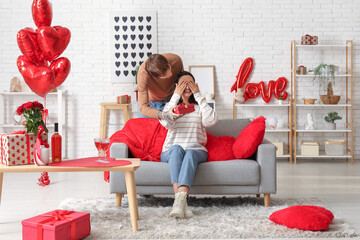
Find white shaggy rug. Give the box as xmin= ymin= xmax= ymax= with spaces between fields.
xmin=59 ymin=195 xmax=357 ymax=239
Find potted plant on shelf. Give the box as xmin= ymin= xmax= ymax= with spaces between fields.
xmin=278 ymin=97 xmax=283 ymax=105
xmin=314 ymin=64 xmax=340 ymax=104
xmin=324 ymin=111 xmax=342 ymax=130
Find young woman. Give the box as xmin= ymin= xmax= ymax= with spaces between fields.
xmin=159 ymin=71 xmax=218 ymax=218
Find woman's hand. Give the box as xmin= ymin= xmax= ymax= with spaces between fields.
xmin=189 ymin=81 xmax=200 ymax=94
xmin=174 ymin=81 xmax=187 ymax=95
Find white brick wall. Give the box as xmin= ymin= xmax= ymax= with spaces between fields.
xmin=0 ymin=0 xmax=359 ymax=160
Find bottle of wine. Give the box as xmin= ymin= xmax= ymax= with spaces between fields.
xmin=51 ymin=123 xmax=62 ymax=162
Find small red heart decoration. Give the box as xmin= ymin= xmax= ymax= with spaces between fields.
xmin=22 ymin=153 xmax=25 ymax=156
xmin=11 ymin=139 xmax=15 ymax=142
xmin=17 ymin=28 xmax=46 ymax=65
xmin=37 ymin=26 xmax=71 ymax=61
xmin=16 ymin=142 xmax=20 ymax=145
xmin=17 ymin=149 xmax=20 ymax=153
xmin=16 ymin=135 xmax=19 ymax=138
xmin=21 ymin=138 xmax=24 ymax=141
xmin=21 ymin=145 xmax=25 ymax=149
xmin=50 ymin=57 xmax=71 ymax=89
xmin=17 ymin=157 xmax=20 ymax=160
xmin=32 ymin=0 xmax=53 ymax=28
xmin=22 ymin=160 xmax=25 ymax=164
xmin=12 ymin=154 xmax=15 ymax=157
xmin=31 ymin=144 xmax=34 ymax=148
xmin=12 ymin=161 xmax=15 ymax=165
xmin=31 ymin=137 xmax=34 ymax=141
xmin=17 ymin=55 xmax=55 ymax=97
xmin=12 ymin=146 xmax=15 ymax=150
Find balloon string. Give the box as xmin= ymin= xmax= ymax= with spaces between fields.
xmin=42 ymin=96 xmax=48 ymax=125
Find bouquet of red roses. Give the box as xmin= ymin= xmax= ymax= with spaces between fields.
xmin=16 ymin=101 xmax=48 ymax=135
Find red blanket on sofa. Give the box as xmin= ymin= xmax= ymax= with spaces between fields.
xmin=104 ymin=119 xmax=167 ymax=182
xmin=110 ymin=118 xmax=167 ymax=161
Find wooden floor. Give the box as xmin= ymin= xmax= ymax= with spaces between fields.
xmin=0 ymin=159 xmax=359 ymax=239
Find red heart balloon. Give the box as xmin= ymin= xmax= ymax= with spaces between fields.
xmin=32 ymin=0 xmax=52 ymax=28
xmin=50 ymin=57 xmax=71 ymax=88
xmin=17 ymin=55 xmax=55 ymax=97
xmin=17 ymin=28 xmax=46 ymax=65
xmin=37 ymin=26 xmax=71 ymax=61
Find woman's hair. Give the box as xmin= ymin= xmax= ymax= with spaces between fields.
xmin=175 ymin=71 xmax=197 ymax=105
xmin=145 ymin=54 xmax=169 ymax=77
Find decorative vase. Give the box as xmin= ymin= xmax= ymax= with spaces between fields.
xmin=326 ymin=122 xmax=336 ymax=130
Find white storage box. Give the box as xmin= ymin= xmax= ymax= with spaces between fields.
xmin=301 ymin=141 xmax=319 ymax=156
xmin=324 ymin=139 xmax=345 ymax=156
xmin=271 ymin=141 xmax=284 ymax=156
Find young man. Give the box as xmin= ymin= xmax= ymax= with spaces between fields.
xmin=137 ymin=53 xmax=184 ymax=121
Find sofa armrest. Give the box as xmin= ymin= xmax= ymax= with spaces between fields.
xmin=256 ymin=140 xmax=276 ymax=194
xmin=110 ymin=142 xmax=129 ymax=158
xmin=109 ymin=143 xmax=129 ymax=194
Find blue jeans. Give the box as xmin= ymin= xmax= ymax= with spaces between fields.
xmin=137 ymin=98 xmax=171 ymax=118
xmin=161 ymin=145 xmax=208 ymax=188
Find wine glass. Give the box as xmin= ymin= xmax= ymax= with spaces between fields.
xmin=100 ymin=138 xmax=111 ymax=163
xmin=94 ymin=138 xmax=102 ymax=162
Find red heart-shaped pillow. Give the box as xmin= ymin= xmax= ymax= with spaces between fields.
xmin=17 ymin=28 xmax=46 ymax=65
xmin=17 ymin=55 xmax=55 ymax=97
xmin=37 ymin=26 xmax=71 ymax=61
xmin=269 ymin=205 xmax=334 ymax=231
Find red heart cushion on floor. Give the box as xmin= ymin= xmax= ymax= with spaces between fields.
xmin=206 ymin=133 xmax=235 ymax=161
xmin=232 ymin=116 xmax=266 ymax=159
xmin=269 ymin=205 xmax=334 ymax=231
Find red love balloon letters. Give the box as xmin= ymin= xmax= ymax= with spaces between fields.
xmin=230 ymin=57 xmax=253 ymax=92
xmin=50 ymin=57 xmax=71 ymax=89
xmin=37 ymin=26 xmax=71 ymax=62
xmin=17 ymin=28 xmax=46 ymax=65
xmin=17 ymin=55 xmax=55 ymax=97
xmin=32 ymin=0 xmax=53 ymax=28
xmin=231 ymin=58 xmax=288 ymax=103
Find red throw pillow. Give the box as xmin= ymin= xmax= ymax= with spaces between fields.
xmin=232 ymin=116 xmax=266 ymax=159
xmin=269 ymin=205 xmax=334 ymax=231
xmin=206 ymin=133 xmax=235 ymax=161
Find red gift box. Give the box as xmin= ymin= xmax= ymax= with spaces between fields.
xmin=173 ymin=103 xmax=195 ymax=114
xmin=0 ymin=131 xmax=36 ymax=166
xmin=117 ymin=95 xmax=131 ymax=104
xmin=301 ymin=34 xmax=318 ymax=45
xmin=22 ymin=210 xmax=90 ymax=240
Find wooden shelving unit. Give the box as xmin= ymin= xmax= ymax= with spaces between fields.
xmin=233 ymin=99 xmax=293 ymax=162
xmin=291 ymin=40 xmax=354 ymax=164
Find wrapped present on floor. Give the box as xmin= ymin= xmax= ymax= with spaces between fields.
xmin=301 ymin=34 xmax=318 ymax=45
xmin=117 ymin=95 xmax=131 ymax=104
xmin=173 ymin=103 xmax=195 ymax=114
xmin=0 ymin=131 xmax=48 ymax=166
xmin=22 ymin=210 xmax=91 ymax=240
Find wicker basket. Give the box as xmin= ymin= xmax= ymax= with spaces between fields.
xmin=320 ymin=95 xmax=340 ymax=104
xmin=302 ymin=98 xmax=316 ymax=104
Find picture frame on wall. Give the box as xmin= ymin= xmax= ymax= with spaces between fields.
xmin=188 ymin=65 xmax=215 ymax=99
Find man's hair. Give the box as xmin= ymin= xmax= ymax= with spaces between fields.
xmin=175 ymin=71 xmax=197 ymax=105
xmin=145 ymin=54 xmax=169 ymax=77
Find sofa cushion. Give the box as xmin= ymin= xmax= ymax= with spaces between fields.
xmin=206 ymin=133 xmax=235 ymax=161
xmin=206 ymin=119 xmax=251 ymax=138
xmin=134 ymin=160 xmax=260 ymax=186
xmin=233 ymin=116 xmax=266 ymax=159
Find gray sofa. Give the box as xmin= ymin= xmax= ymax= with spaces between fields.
xmin=109 ymin=119 xmax=276 ymax=207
